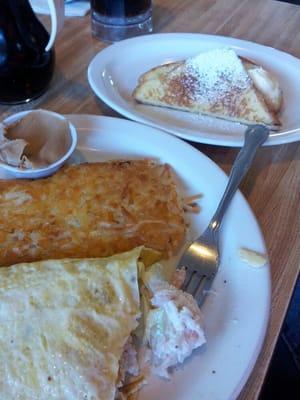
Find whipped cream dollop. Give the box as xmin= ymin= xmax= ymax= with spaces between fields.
xmin=247 ymin=67 xmax=282 ymax=112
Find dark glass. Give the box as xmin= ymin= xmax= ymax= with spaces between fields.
xmin=91 ymin=0 xmax=151 ymax=18
xmin=0 ymin=0 xmax=55 ymax=104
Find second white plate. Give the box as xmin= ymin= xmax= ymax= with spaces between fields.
xmin=88 ymin=33 xmax=300 ymax=147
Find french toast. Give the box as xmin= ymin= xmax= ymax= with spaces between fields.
xmin=0 ymin=160 xmax=188 ymax=266
xmin=133 ymin=48 xmax=282 ymax=127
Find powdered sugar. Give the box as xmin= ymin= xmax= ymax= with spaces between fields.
xmin=183 ymin=47 xmax=251 ymax=103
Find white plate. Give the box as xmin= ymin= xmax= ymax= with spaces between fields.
xmin=87 ymin=33 xmax=300 ymax=147
xmin=0 ymin=115 xmax=271 ymax=399
xmin=67 ymin=115 xmax=271 ymax=399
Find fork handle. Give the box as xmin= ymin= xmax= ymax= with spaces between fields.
xmin=209 ymin=125 xmax=269 ymax=231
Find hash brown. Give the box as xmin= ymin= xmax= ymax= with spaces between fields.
xmin=0 ymin=160 xmax=187 ymax=266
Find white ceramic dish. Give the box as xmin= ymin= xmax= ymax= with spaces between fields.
xmin=0 ymin=110 xmax=77 ymax=179
xmin=0 ymin=115 xmax=270 ymax=398
xmin=2 ymin=114 xmax=269 ymax=400
xmin=88 ymin=33 xmax=300 ymax=147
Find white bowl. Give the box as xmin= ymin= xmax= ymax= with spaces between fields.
xmin=0 ymin=110 xmax=77 ymax=179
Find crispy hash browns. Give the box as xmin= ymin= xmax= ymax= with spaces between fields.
xmin=0 ymin=160 xmax=188 ymax=266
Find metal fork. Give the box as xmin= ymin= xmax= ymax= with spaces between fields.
xmin=179 ymin=124 xmax=270 ymax=305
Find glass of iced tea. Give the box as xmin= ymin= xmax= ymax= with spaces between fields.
xmin=90 ymin=0 xmax=153 ymax=42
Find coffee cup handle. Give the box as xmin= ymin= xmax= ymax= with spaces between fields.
xmin=45 ymin=0 xmax=65 ymax=52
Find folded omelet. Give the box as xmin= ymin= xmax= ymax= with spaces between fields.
xmin=0 ymin=160 xmax=187 ymax=267
xmin=0 ymin=248 xmax=142 ymax=400
xmin=0 ymin=247 xmax=206 ymax=399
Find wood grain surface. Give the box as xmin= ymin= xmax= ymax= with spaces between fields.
xmin=0 ymin=1 xmax=299 ymax=399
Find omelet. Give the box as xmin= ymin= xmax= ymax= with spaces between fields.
xmin=0 ymin=247 xmax=206 ymax=399
xmin=0 ymin=248 xmax=142 ymax=400
xmin=0 ymin=160 xmax=187 ymax=266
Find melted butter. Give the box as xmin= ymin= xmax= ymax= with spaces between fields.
xmin=239 ymin=247 xmax=267 ymax=267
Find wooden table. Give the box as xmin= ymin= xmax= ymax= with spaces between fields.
xmin=1 ymin=0 xmax=299 ymax=398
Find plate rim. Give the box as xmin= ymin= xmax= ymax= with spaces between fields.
xmin=87 ymin=32 xmax=300 ymax=147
